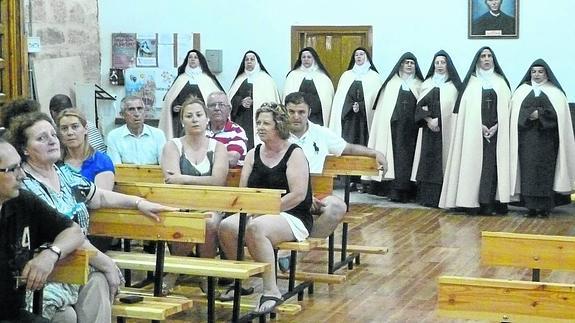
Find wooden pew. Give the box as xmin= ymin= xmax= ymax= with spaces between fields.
xmin=321 ymin=155 xmax=380 ymax=274
xmin=438 ymin=276 xmax=575 ymax=322
xmin=48 ymin=249 xmax=95 ymax=284
xmin=90 ymin=208 xmax=270 ymax=323
xmin=115 ymin=164 xmax=334 ymax=199
xmin=110 ymin=182 xmax=283 ymax=322
xmin=481 ymin=231 xmax=575 ymax=281
xmin=437 ymin=231 xmax=575 ymax=322
xmin=33 ymin=249 xmax=94 ymax=315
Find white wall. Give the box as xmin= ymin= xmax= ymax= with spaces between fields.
xmin=98 ymin=0 xmax=575 ymax=101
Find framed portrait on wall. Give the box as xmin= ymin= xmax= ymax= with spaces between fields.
xmin=468 ymin=0 xmax=519 ymax=38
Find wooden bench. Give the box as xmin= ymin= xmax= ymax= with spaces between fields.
xmin=321 ymin=155 xmax=380 ymax=274
xmin=33 ymin=249 xmax=94 ymax=315
xmin=110 ymin=182 xmax=283 ymax=322
xmin=438 ymin=276 xmax=575 ymax=322
xmin=90 ymin=209 xmax=202 ymax=322
xmin=482 ymin=231 xmax=575 ymax=281
xmin=438 ymin=231 xmax=575 ymax=322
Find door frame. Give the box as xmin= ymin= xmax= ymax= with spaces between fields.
xmin=290 ymin=25 xmax=373 ymax=67
xmin=0 ymin=0 xmax=28 ymax=103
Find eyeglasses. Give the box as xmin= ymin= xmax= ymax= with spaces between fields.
xmin=0 ymin=163 xmax=22 ymax=174
xmin=207 ymin=102 xmax=230 ymax=110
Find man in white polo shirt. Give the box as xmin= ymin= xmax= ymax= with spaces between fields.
xmin=286 ymin=91 xmax=388 ymax=238
xmin=106 ymin=95 xmax=166 ymax=165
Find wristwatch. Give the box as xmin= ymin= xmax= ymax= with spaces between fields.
xmin=39 ymin=244 xmax=62 ymax=260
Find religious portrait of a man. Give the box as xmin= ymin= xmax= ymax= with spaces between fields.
xmin=469 ymin=0 xmax=518 ymax=38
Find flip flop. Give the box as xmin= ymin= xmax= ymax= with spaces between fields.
xmin=216 ymin=285 xmax=255 ymax=302
xmin=254 ymin=294 xmax=284 ymax=314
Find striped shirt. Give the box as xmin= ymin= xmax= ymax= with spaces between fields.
xmin=87 ymin=121 xmax=107 ymax=152
xmin=207 ymin=120 xmax=248 ymax=166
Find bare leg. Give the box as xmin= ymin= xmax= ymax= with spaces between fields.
xmin=245 ymin=214 xmax=297 ymax=313
xmin=197 ymin=212 xmax=223 ymax=258
xmin=218 ymin=213 xmax=241 ymax=260
xmin=310 ymin=195 xmax=347 ymax=238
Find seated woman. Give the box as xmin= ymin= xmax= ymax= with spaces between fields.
xmin=161 ymin=97 xmax=228 ymax=260
xmin=218 ymin=102 xmax=312 ymax=314
xmin=1 ymin=99 xmax=175 ymax=323
xmin=56 ymin=108 xmax=115 ymax=190
xmin=56 ymin=108 xmax=117 ymax=251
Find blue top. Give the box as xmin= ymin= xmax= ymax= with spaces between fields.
xmin=80 ymin=151 xmax=115 ymax=182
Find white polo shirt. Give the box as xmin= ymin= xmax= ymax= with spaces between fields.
xmin=289 ymin=121 xmax=347 ymax=174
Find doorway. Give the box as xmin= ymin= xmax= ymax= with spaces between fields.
xmin=290 ymin=26 xmax=372 ymax=87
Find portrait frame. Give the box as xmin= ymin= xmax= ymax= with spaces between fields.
xmin=468 ymin=0 xmax=519 ymax=39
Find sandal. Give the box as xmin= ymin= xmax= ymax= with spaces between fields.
xmin=254 ymin=294 xmax=284 ymax=314
xmin=216 ymin=285 xmax=255 ymax=302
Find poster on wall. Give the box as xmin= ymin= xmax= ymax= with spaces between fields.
xmin=124 ymin=67 xmax=177 ymax=119
xmin=175 ymin=33 xmax=195 ymax=67
xmin=468 ymin=0 xmax=519 ymax=38
xmin=136 ymin=33 xmax=159 ymax=67
xmin=111 ymin=33 xmax=137 ymax=68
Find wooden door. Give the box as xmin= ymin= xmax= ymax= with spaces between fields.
xmin=0 ymin=0 xmax=28 ymax=104
xmin=291 ymin=26 xmax=372 ymax=87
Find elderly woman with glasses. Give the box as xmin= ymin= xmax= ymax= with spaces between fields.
xmin=218 ymin=102 xmax=312 ymax=315
xmin=1 ymin=99 xmax=175 ymax=323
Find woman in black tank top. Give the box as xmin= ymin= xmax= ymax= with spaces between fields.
xmin=218 ymin=103 xmax=312 ymax=314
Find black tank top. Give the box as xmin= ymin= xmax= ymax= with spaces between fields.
xmin=247 ymin=144 xmax=313 ymax=232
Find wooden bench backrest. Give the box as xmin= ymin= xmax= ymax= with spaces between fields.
xmin=48 ymin=249 xmax=95 ymax=285
xmin=115 ymin=164 xmax=164 ymax=183
xmin=481 ymin=231 xmax=575 ymax=271
xmin=89 ymin=209 xmax=206 ymax=243
xmin=438 ymin=276 xmax=575 ymax=322
xmin=114 ymin=182 xmax=282 ymax=214
xmin=322 ymin=155 xmax=379 ymax=176
xmin=115 ymin=164 xmax=334 ymax=198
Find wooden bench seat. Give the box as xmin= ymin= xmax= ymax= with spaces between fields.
xmin=109 ymin=251 xmax=269 ymax=279
xmin=113 ymin=294 xmax=193 ymax=321
xmin=121 ymin=286 xmax=303 ymax=316
xmin=438 ymin=276 xmax=575 ymax=322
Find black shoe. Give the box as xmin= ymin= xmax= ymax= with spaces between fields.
xmin=218 ymin=278 xmax=234 ymax=286
xmin=495 ymin=203 xmax=508 ymax=215
xmin=348 ymin=182 xmax=358 ymax=192
xmin=538 ymin=210 xmax=550 ymax=218
xmin=524 ymin=209 xmax=537 ymax=218
xmin=466 ymin=208 xmax=480 ymax=216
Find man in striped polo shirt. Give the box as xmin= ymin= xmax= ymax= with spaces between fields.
xmin=206 ymin=91 xmax=248 ymax=167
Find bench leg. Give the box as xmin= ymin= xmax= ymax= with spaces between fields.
xmin=328 ymin=233 xmax=335 ymax=274
xmin=123 ymin=239 xmax=132 ymax=286
xmin=207 ymin=276 xmax=215 ymax=323
xmin=232 ymin=213 xmax=248 ymax=322
xmin=154 ymin=241 xmax=166 ymax=297
xmin=532 ymin=268 xmax=541 ymax=282
xmin=32 ymin=289 xmax=43 ymax=315
xmin=288 ymin=250 xmax=297 ymax=292
xmin=117 ymin=317 xmax=125 ymax=323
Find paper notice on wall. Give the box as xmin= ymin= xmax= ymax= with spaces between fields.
xmin=112 ymin=33 xmax=137 ymax=69
xmin=175 ymin=33 xmax=194 ymax=67
xmin=136 ymin=33 xmax=159 ymax=67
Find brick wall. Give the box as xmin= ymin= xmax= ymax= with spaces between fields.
xmin=27 ymin=0 xmax=100 ymax=82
